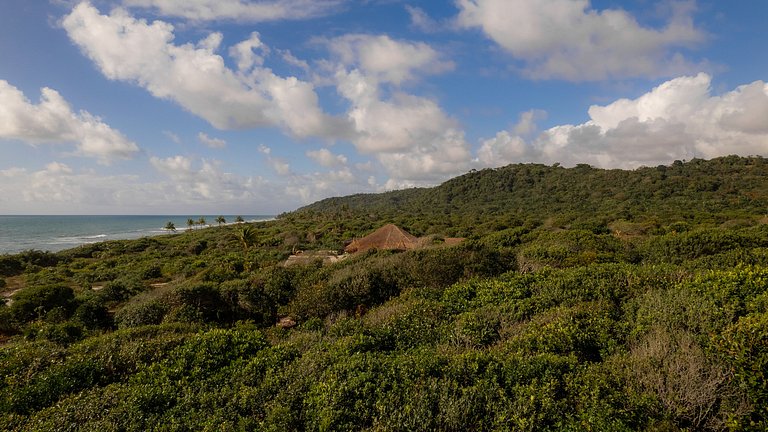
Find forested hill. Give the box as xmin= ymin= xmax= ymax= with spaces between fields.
xmin=297 ymin=155 xmax=768 ymax=225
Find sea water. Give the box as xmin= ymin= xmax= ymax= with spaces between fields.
xmin=0 ymin=215 xmax=273 ymax=254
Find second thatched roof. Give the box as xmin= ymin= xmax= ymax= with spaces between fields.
xmin=344 ymin=224 xmax=419 ymax=253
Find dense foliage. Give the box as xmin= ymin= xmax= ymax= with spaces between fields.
xmin=1 ymin=156 xmax=767 ymax=431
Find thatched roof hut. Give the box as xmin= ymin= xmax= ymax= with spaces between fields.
xmin=344 ymin=224 xmax=419 ymax=253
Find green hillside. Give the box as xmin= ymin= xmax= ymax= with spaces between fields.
xmin=1 ymin=156 xmax=768 ymax=431
xmin=298 ymin=155 xmax=768 ymax=233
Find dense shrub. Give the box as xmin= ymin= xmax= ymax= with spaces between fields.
xmin=9 ymin=285 xmax=75 ymax=324
xmin=115 ymin=300 xmax=169 ymax=328
xmin=73 ymin=297 xmax=112 ymax=329
xmin=98 ymin=276 xmax=146 ymax=303
xmin=0 ymin=255 xmax=23 ymax=277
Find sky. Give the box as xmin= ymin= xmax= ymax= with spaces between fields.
xmin=0 ymin=0 xmax=767 ymax=215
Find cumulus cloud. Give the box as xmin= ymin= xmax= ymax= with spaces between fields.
xmin=328 ymin=34 xmax=471 ymax=186
xmin=122 ymin=0 xmax=346 ymax=22
xmin=0 ymin=80 xmax=139 ymax=163
xmin=478 ymin=74 xmax=768 ymax=169
xmin=334 ymin=69 xmax=472 ymax=184
xmin=0 ymin=154 xmax=375 ymax=214
xmin=198 ymin=132 xmax=226 ymax=148
xmin=63 ymin=2 xmax=350 ymax=138
xmin=284 ymin=166 xmax=373 ymax=204
xmin=328 ymin=34 xmax=454 ymax=85
xmin=456 ymin=0 xmax=705 ymax=80
xmin=229 ymin=32 xmax=268 ymax=71
xmin=256 ymin=144 xmax=291 ymax=175
xmin=149 ymin=154 xmax=270 ymax=202
xmin=0 ymin=162 xmax=159 ymax=213
xmin=306 ymin=148 xmax=347 ymax=168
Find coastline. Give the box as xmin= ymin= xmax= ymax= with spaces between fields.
xmin=0 ymin=215 xmax=275 ymax=255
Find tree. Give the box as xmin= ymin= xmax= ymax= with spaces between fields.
xmin=198 ymin=217 xmax=207 ymax=228
xmin=235 ymin=215 xmax=244 ymax=223
xmin=187 ymin=218 xmax=195 ymax=231
xmin=235 ymin=225 xmax=258 ymax=252
xmin=165 ymin=221 xmax=176 ymax=232
xmin=216 ymin=216 xmax=226 ymax=227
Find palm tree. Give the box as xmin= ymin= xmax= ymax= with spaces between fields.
xmin=235 ymin=225 xmax=258 ymax=252
xmin=164 ymin=221 xmax=176 ymax=232
xmin=186 ymin=218 xmax=195 ymax=231
xmin=216 ymin=215 xmax=226 ymax=227
xmin=235 ymin=215 xmax=244 ymax=223
xmin=236 ymin=225 xmax=259 ymax=271
xmin=197 ymin=216 xmax=206 ymax=228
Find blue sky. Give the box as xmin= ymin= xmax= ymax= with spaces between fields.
xmin=1 ymin=0 xmax=766 ymax=215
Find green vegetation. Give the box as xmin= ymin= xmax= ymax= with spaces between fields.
xmin=1 ymin=156 xmax=767 ymax=431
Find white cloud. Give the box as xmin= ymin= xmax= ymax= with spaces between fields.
xmin=405 ymin=5 xmax=439 ymax=33
xmin=269 ymin=158 xmax=291 ymax=175
xmin=478 ymin=74 xmax=768 ymax=169
xmin=306 ymin=148 xmax=347 ymax=168
xmin=477 ymin=130 xmax=528 ymax=166
xmin=283 ymin=166 xmax=373 ymax=204
xmin=0 ymin=162 xmax=156 ymax=213
xmin=330 ymin=36 xmax=471 ymax=186
xmin=279 ymin=49 xmax=311 ymax=73
xmin=477 ymin=110 xmax=544 ymax=165
xmin=0 ymin=155 xmax=373 ymax=214
xmin=0 ymin=80 xmax=139 ymax=163
xmin=337 ymin=70 xmax=463 ymax=154
xmin=255 ymin=144 xmax=291 ymax=175
xmin=198 ymin=132 xmax=226 ymax=148
xmin=376 ymin=127 xmax=472 ymax=187
xmin=150 ymin=154 xmax=267 ymax=201
xmin=150 ymin=155 xmax=192 ymax=177
xmin=163 ymin=130 xmax=181 ymax=144
xmin=122 ymin=0 xmax=346 ymax=22
xmin=229 ymin=32 xmax=268 ymax=71
xmin=63 ymin=2 xmax=350 ymax=138
xmin=328 ymin=34 xmax=453 ymax=85
xmin=456 ymin=0 xmax=705 ymax=80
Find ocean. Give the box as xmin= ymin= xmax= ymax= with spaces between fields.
xmin=0 ymin=215 xmax=274 ymax=255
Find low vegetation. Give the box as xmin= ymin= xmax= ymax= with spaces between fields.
xmin=1 ymin=156 xmax=767 ymax=431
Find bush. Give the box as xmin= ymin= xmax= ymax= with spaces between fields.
xmin=9 ymin=284 xmax=76 ymax=323
xmin=0 ymin=307 xmax=17 ymax=334
xmin=115 ymin=300 xmax=169 ymax=328
xmin=31 ymin=321 xmax=85 ymax=345
xmin=74 ymin=297 xmax=113 ymax=329
xmin=218 ymin=279 xmax=275 ymax=325
xmin=169 ymin=283 xmax=226 ymax=323
xmin=98 ymin=277 xmax=145 ymax=303
xmin=716 ymin=311 xmax=768 ymax=429
xmin=643 ymin=228 xmax=768 ymax=264
xmin=0 ymin=255 xmax=23 ymax=277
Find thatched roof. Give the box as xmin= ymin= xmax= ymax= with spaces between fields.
xmin=345 ymin=224 xmax=419 ymax=253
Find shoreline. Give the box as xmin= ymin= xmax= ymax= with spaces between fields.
xmin=0 ymin=215 xmax=276 ymax=255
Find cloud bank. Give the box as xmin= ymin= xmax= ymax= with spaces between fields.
xmin=478 ymin=74 xmax=768 ymax=169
